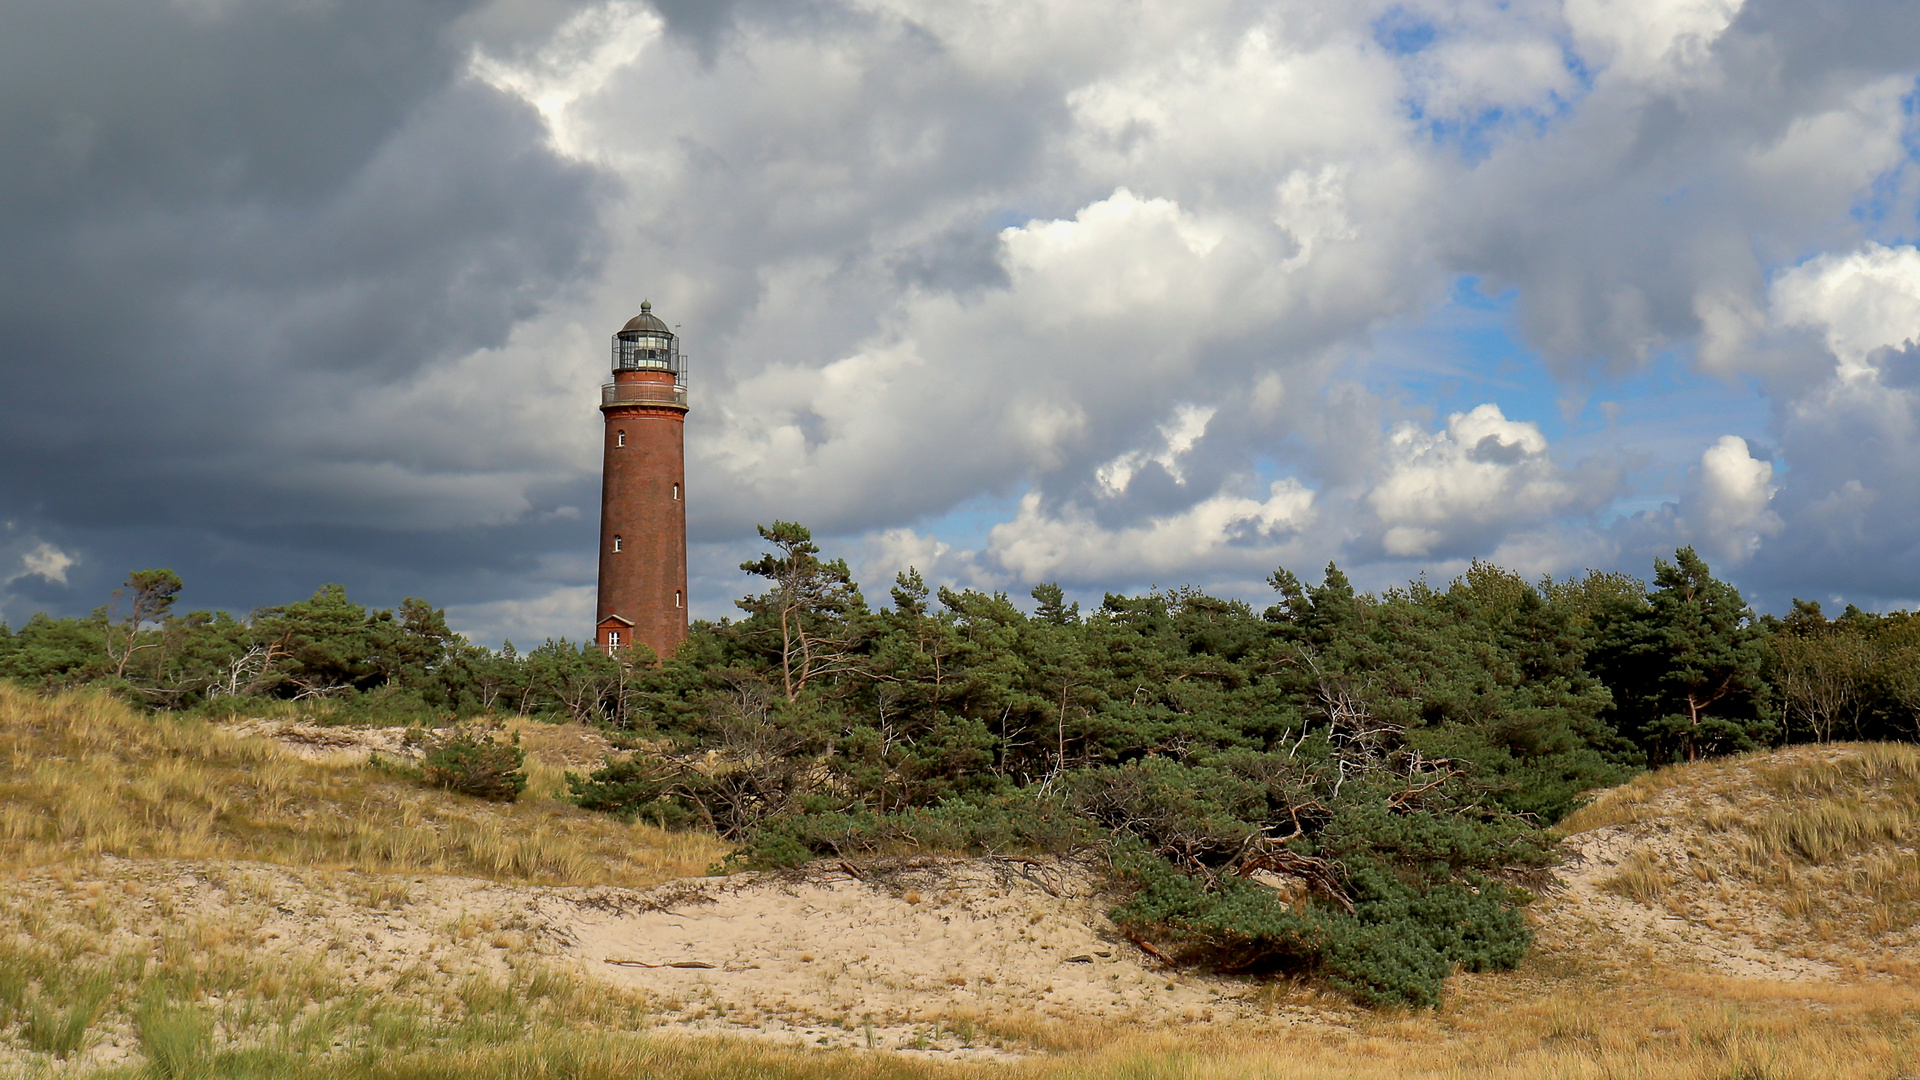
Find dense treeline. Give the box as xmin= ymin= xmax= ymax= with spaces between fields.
xmin=5 ymin=528 xmax=1917 ymax=1004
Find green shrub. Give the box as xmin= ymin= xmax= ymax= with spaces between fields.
xmin=1313 ymin=784 xmax=1554 ymax=877
xmin=566 ymin=757 xmax=708 ymax=830
xmin=328 ymin=685 xmax=448 ymax=728
xmin=1323 ymin=861 xmax=1531 ymax=1006
xmin=1110 ymin=849 xmax=1532 ymax=1008
xmin=731 ymin=790 xmax=1092 ymax=870
xmin=1070 ymin=759 xmax=1265 ymax=867
xmin=422 ymin=729 xmax=526 ymax=802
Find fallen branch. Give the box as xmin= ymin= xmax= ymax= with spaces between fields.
xmin=1231 ymin=843 xmax=1353 ymax=914
xmin=988 ymin=855 xmax=1063 ymax=897
xmin=603 ymin=959 xmax=716 ymax=969
xmin=1128 ymin=934 xmax=1174 ymax=965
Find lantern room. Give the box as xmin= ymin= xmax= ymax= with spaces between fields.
xmin=612 ymin=300 xmax=683 ymax=376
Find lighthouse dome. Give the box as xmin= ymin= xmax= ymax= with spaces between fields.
xmin=620 ymin=300 xmax=672 ymax=336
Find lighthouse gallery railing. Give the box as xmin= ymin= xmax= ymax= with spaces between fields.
xmin=601 ymin=383 xmax=689 ymax=408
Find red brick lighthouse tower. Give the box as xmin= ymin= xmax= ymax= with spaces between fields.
xmin=595 ymin=301 xmax=688 ymax=658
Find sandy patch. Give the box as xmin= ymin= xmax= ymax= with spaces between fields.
xmin=221 ymin=718 xmax=435 ymax=763
xmin=1547 ymin=822 xmax=1845 ymax=981
xmin=3 ymin=855 xmax=1342 ymax=1066
xmin=221 ymin=717 xmax=615 ymax=772
xmin=564 ymin=857 xmax=1310 ymax=1051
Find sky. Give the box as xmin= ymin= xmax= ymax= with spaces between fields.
xmin=2 ymin=0 xmax=1919 ymax=648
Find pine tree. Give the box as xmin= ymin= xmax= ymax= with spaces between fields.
xmin=1596 ymin=548 xmax=1775 ymax=762
xmin=736 ymin=521 xmax=868 ymax=701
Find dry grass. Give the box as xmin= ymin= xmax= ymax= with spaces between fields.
xmin=5 ymin=691 xmax=1920 ymax=1078
xmin=1736 ymin=744 xmax=1920 ymax=937
xmin=1559 ymin=741 xmax=1920 ymax=975
xmin=1601 ymin=849 xmax=1671 ymax=904
xmin=0 ymin=685 xmax=725 ymax=886
xmin=1559 ymin=757 xmax=1732 ymax=834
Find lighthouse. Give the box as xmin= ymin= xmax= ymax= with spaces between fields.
xmin=595 ymin=301 xmax=689 ymax=658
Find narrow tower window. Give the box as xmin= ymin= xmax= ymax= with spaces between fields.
xmin=616 ymin=430 xmax=626 ymax=447
xmin=612 ymin=535 xmax=622 ymax=552
xmin=675 ymin=590 xmax=683 ymax=608
xmin=672 ymin=483 xmax=680 ymax=501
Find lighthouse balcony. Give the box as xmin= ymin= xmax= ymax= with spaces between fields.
xmin=601 ymin=382 xmax=689 ymax=409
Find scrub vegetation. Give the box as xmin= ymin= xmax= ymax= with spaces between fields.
xmin=4 ymin=526 xmax=1919 ymax=1015
xmin=0 ymin=692 xmax=1917 ymax=1074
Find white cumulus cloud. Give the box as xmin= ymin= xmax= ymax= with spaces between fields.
xmin=1679 ymin=435 xmax=1781 ymax=564
xmin=1772 ymin=243 xmax=1920 ymax=376
xmin=17 ymin=542 xmax=75 ymax=586
xmin=988 ymin=482 xmax=1316 ymax=585
xmin=1367 ymin=404 xmax=1584 ymax=558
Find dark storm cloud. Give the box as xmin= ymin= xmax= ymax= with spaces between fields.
xmin=1730 ymin=0 xmax=1920 ymax=83
xmin=0 ymin=0 xmax=608 ymax=624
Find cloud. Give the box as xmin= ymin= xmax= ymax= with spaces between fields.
xmin=0 ymin=0 xmax=606 ymax=621
xmin=18 ymin=544 xmax=75 ymax=587
xmin=445 ymin=584 xmax=596 ymax=651
xmin=469 ymin=3 xmax=667 ymax=161
xmin=1738 ymin=241 xmax=1920 ymax=602
xmin=1565 ymin=0 xmax=1746 ymax=86
xmin=1097 ymin=404 xmax=1217 ymax=494
xmin=1772 ymin=243 xmax=1920 ymax=375
xmin=1678 ymin=435 xmax=1781 ymax=564
xmin=988 ymin=481 xmax=1317 ymax=586
xmin=1366 ymin=405 xmax=1596 ymax=558
xmin=2 ymin=535 xmax=76 ymax=590
xmin=0 ymin=529 xmax=78 ymax=627
xmin=2 ymin=0 xmax=1918 ymax=640
xmin=1442 ymin=9 xmax=1914 ymax=371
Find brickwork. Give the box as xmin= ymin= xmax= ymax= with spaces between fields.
xmin=596 ymin=366 xmax=688 ymax=659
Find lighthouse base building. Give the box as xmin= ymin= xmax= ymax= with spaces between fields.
xmin=595 ymin=301 xmax=689 ymax=659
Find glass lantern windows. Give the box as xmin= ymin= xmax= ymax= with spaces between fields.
xmin=614 ymin=331 xmax=679 ymax=372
